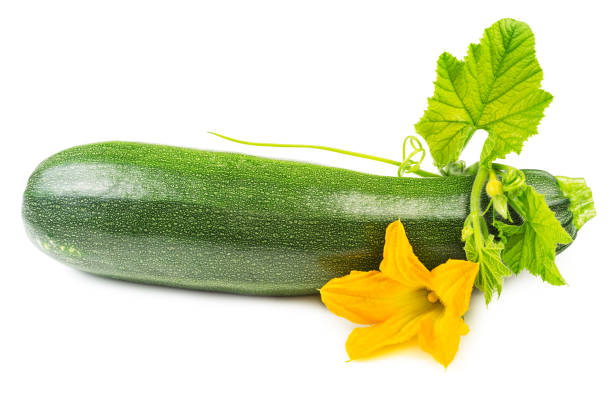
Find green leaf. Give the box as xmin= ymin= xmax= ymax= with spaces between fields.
xmin=463 ymin=220 xmax=512 ymax=303
xmin=556 ymin=176 xmax=597 ymax=230
xmin=477 ymin=236 xmax=512 ymax=304
xmin=415 ymin=18 xmax=552 ymax=166
xmin=496 ymin=186 xmax=573 ymax=285
xmin=414 ymin=52 xmax=474 ymax=166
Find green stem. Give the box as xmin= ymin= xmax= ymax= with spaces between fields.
xmin=208 ymin=132 xmax=441 ymax=178
xmin=470 ymin=165 xmax=490 ymax=248
xmin=491 ymin=163 xmax=514 ymax=173
xmin=506 ymin=196 xmax=527 ymax=218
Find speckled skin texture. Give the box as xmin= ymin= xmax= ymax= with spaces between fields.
xmin=22 ymin=142 xmax=576 ymax=295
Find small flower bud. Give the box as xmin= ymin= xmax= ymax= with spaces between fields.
xmin=486 ymin=176 xmax=503 ymax=198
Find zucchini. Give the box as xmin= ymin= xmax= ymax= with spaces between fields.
xmin=22 ymin=142 xmax=576 ymax=295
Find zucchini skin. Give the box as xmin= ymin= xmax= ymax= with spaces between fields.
xmin=22 ymin=142 xmax=576 ymax=295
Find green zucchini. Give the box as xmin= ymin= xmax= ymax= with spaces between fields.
xmin=22 ymin=141 xmax=576 ymax=295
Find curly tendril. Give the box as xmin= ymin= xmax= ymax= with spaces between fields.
xmin=500 ymin=167 xmax=526 ymax=194
xmin=397 ymin=136 xmax=426 ymax=177
xmin=207 ymin=131 xmax=441 ymax=178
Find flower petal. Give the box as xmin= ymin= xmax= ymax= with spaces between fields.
xmin=418 ymin=310 xmax=469 ymax=368
xmin=320 ymin=270 xmax=409 ymax=324
xmin=430 ymin=259 xmax=479 ymax=317
xmin=346 ymin=303 xmax=434 ymax=360
xmin=379 ymin=220 xmax=431 ymax=288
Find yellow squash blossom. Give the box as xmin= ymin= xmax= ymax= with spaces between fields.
xmin=320 ymin=220 xmax=478 ymax=367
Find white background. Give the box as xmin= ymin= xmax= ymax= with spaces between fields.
xmin=1 ymin=1 xmax=610 ymax=404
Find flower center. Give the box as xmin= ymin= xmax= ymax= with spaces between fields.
xmin=427 ymin=291 xmax=439 ymax=303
